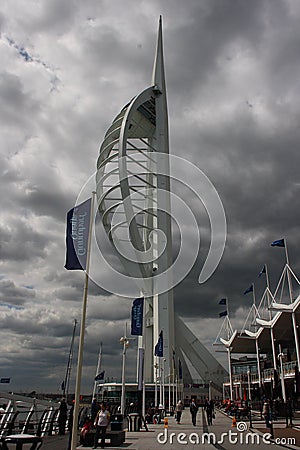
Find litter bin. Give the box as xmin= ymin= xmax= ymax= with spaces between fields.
xmin=128 ymin=413 xmax=141 ymax=432
xmin=110 ymin=413 xmax=123 ymax=431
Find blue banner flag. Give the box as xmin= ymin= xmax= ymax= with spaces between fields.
xmin=65 ymin=198 xmax=92 ymax=270
xmin=219 ymin=298 xmax=226 ymax=305
xmin=258 ymin=265 xmax=266 ymax=278
xmin=271 ymin=239 xmax=285 ymax=247
xmin=154 ymin=330 xmax=163 ymax=357
xmin=131 ymin=298 xmax=144 ymax=336
xmin=94 ymin=370 xmax=105 ymax=381
xmin=179 ymin=359 xmax=183 ymax=380
xmin=244 ymin=284 xmax=253 ymax=295
xmin=172 ymin=350 xmax=176 ymax=370
xmin=219 ymin=310 xmax=227 ymax=318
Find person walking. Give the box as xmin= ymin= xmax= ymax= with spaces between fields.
xmin=91 ymin=397 xmax=99 ymax=424
xmin=58 ymin=397 xmax=68 ymax=435
xmin=93 ymin=403 xmax=110 ymax=449
xmin=286 ymin=398 xmax=294 ymax=427
xmin=190 ymin=399 xmax=198 ymax=426
xmin=204 ymin=398 xmax=213 ymax=425
xmin=67 ymin=403 xmax=74 ymax=450
xmin=175 ymin=400 xmax=183 ymax=424
xmin=262 ymin=399 xmax=271 ymax=428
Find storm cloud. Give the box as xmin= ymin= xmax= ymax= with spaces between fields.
xmin=0 ymin=0 xmax=299 ymax=392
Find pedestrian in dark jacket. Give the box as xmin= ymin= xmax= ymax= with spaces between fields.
xmin=190 ymin=400 xmax=198 ymax=426
xmin=204 ymin=398 xmax=214 ymax=425
xmin=58 ymin=398 xmax=68 ymax=435
xmin=67 ymin=404 xmax=74 ymax=450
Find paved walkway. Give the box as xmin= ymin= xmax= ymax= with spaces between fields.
xmin=38 ymin=409 xmax=300 ymax=450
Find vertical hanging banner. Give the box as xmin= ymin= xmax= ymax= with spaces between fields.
xmin=154 ymin=330 xmax=163 ymax=357
xmin=65 ymin=198 xmax=92 ymax=270
xmin=131 ymin=298 xmax=144 ymax=336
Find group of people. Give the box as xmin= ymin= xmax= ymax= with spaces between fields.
xmin=145 ymin=403 xmax=166 ymax=424
xmin=146 ymin=398 xmax=215 ymax=427
xmin=189 ymin=398 xmax=215 ymax=426
xmin=59 ymin=396 xmax=215 ymax=449
xmin=262 ymin=397 xmax=294 ymax=428
xmin=145 ymin=398 xmax=215 ymax=426
xmin=85 ymin=398 xmax=111 ymax=449
xmin=219 ymin=398 xmax=250 ymax=419
xmin=57 ymin=397 xmax=110 ymax=449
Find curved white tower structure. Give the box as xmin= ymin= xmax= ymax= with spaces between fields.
xmin=96 ymin=17 xmax=174 ymax=381
xmin=96 ymin=18 xmax=227 ymax=391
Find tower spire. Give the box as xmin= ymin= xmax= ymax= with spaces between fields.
xmin=152 ymin=16 xmax=166 ymax=92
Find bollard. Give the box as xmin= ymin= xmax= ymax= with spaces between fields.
xmin=269 ymin=420 xmax=274 ymax=439
xmin=164 ymin=417 xmax=169 ymax=428
xmin=232 ymin=416 xmax=237 ymax=427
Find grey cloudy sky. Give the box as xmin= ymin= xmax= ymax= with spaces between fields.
xmin=0 ymin=0 xmax=300 ymax=394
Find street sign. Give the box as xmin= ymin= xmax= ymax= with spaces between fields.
xmin=0 ymin=378 xmax=10 ymax=384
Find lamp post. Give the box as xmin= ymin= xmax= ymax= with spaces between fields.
xmin=154 ymin=362 xmax=159 ymax=407
xmin=162 ymin=358 xmax=166 ymax=410
xmin=119 ymin=335 xmax=129 ymax=416
xmin=278 ymin=344 xmax=286 ymax=403
xmin=168 ymin=371 xmax=171 ymax=412
xmin=120 ymin=324 xmax=135 ymax=416
xmin=227 ymin=347 xmax=233 ymax=401
xmin=247 ymin=369 xmax=252 ymax=401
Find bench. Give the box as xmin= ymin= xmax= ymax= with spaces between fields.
xmin=81 ymin=430 xmax=125 ymax=447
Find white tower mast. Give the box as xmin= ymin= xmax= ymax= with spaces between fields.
xmin=151 ymin=16 xmax=175 ymax=383
xmin=95 ymin=17 xmax=227 ymax=396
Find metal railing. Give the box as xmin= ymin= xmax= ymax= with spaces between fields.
xmin=283 ymin=360 xmax=297 ymax=377
xmin=224 ymin=361 xmax=297 ymax=386
xmin=0 ymin=392 xmax=62 ymax=437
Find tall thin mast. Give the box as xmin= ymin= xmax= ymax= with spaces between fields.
xmin=63 ymin=318 xmax=77 ymax=401
xmin=93 ymin=342 xmax=103 ymax=399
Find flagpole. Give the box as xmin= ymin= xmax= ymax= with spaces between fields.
xmin=265 ymin=264 xmax=270 ymax=290
xmin=284 ymin=237 xmax=294 ymax=303
xmin=283 ymin=237 xmax=290 ymax=267
xmin=252 ymin=283 xmax=256 ymax=308
xmin=71 ymin=191 xmax=95 ymax=450
xmin=172 ymin=368 xmax=175 ymax=409
xmin=159 ymin=357 xmax=162 ymax=405
xmin=227 ymin=347 xmax=233 ymax=401
xmin=264 ymin=265 xmax=277 ymax=371
xmin=255 ymin=338 xmax=262 ymax=391
xmin=265 ymin=266 xmax=277 ymax=370
xmin=265 ymin=264 xmax=273 ymax=319
xmin=92 ymin=341 xmax=103 ymax=399
xmin=168 ymin=371 xmax=171 ymax=412
xmin=162 ymin=359 xmax=165 ymax=410
xmin=120 ymin=323 xmax=128 ymax=416
xmin=63 ymin=318 xmax=77 ymax=401
xmin=154 ymin=357 xmax=158 ymax=407
xmin=141 ymin=296 xmax=146 ymax=419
